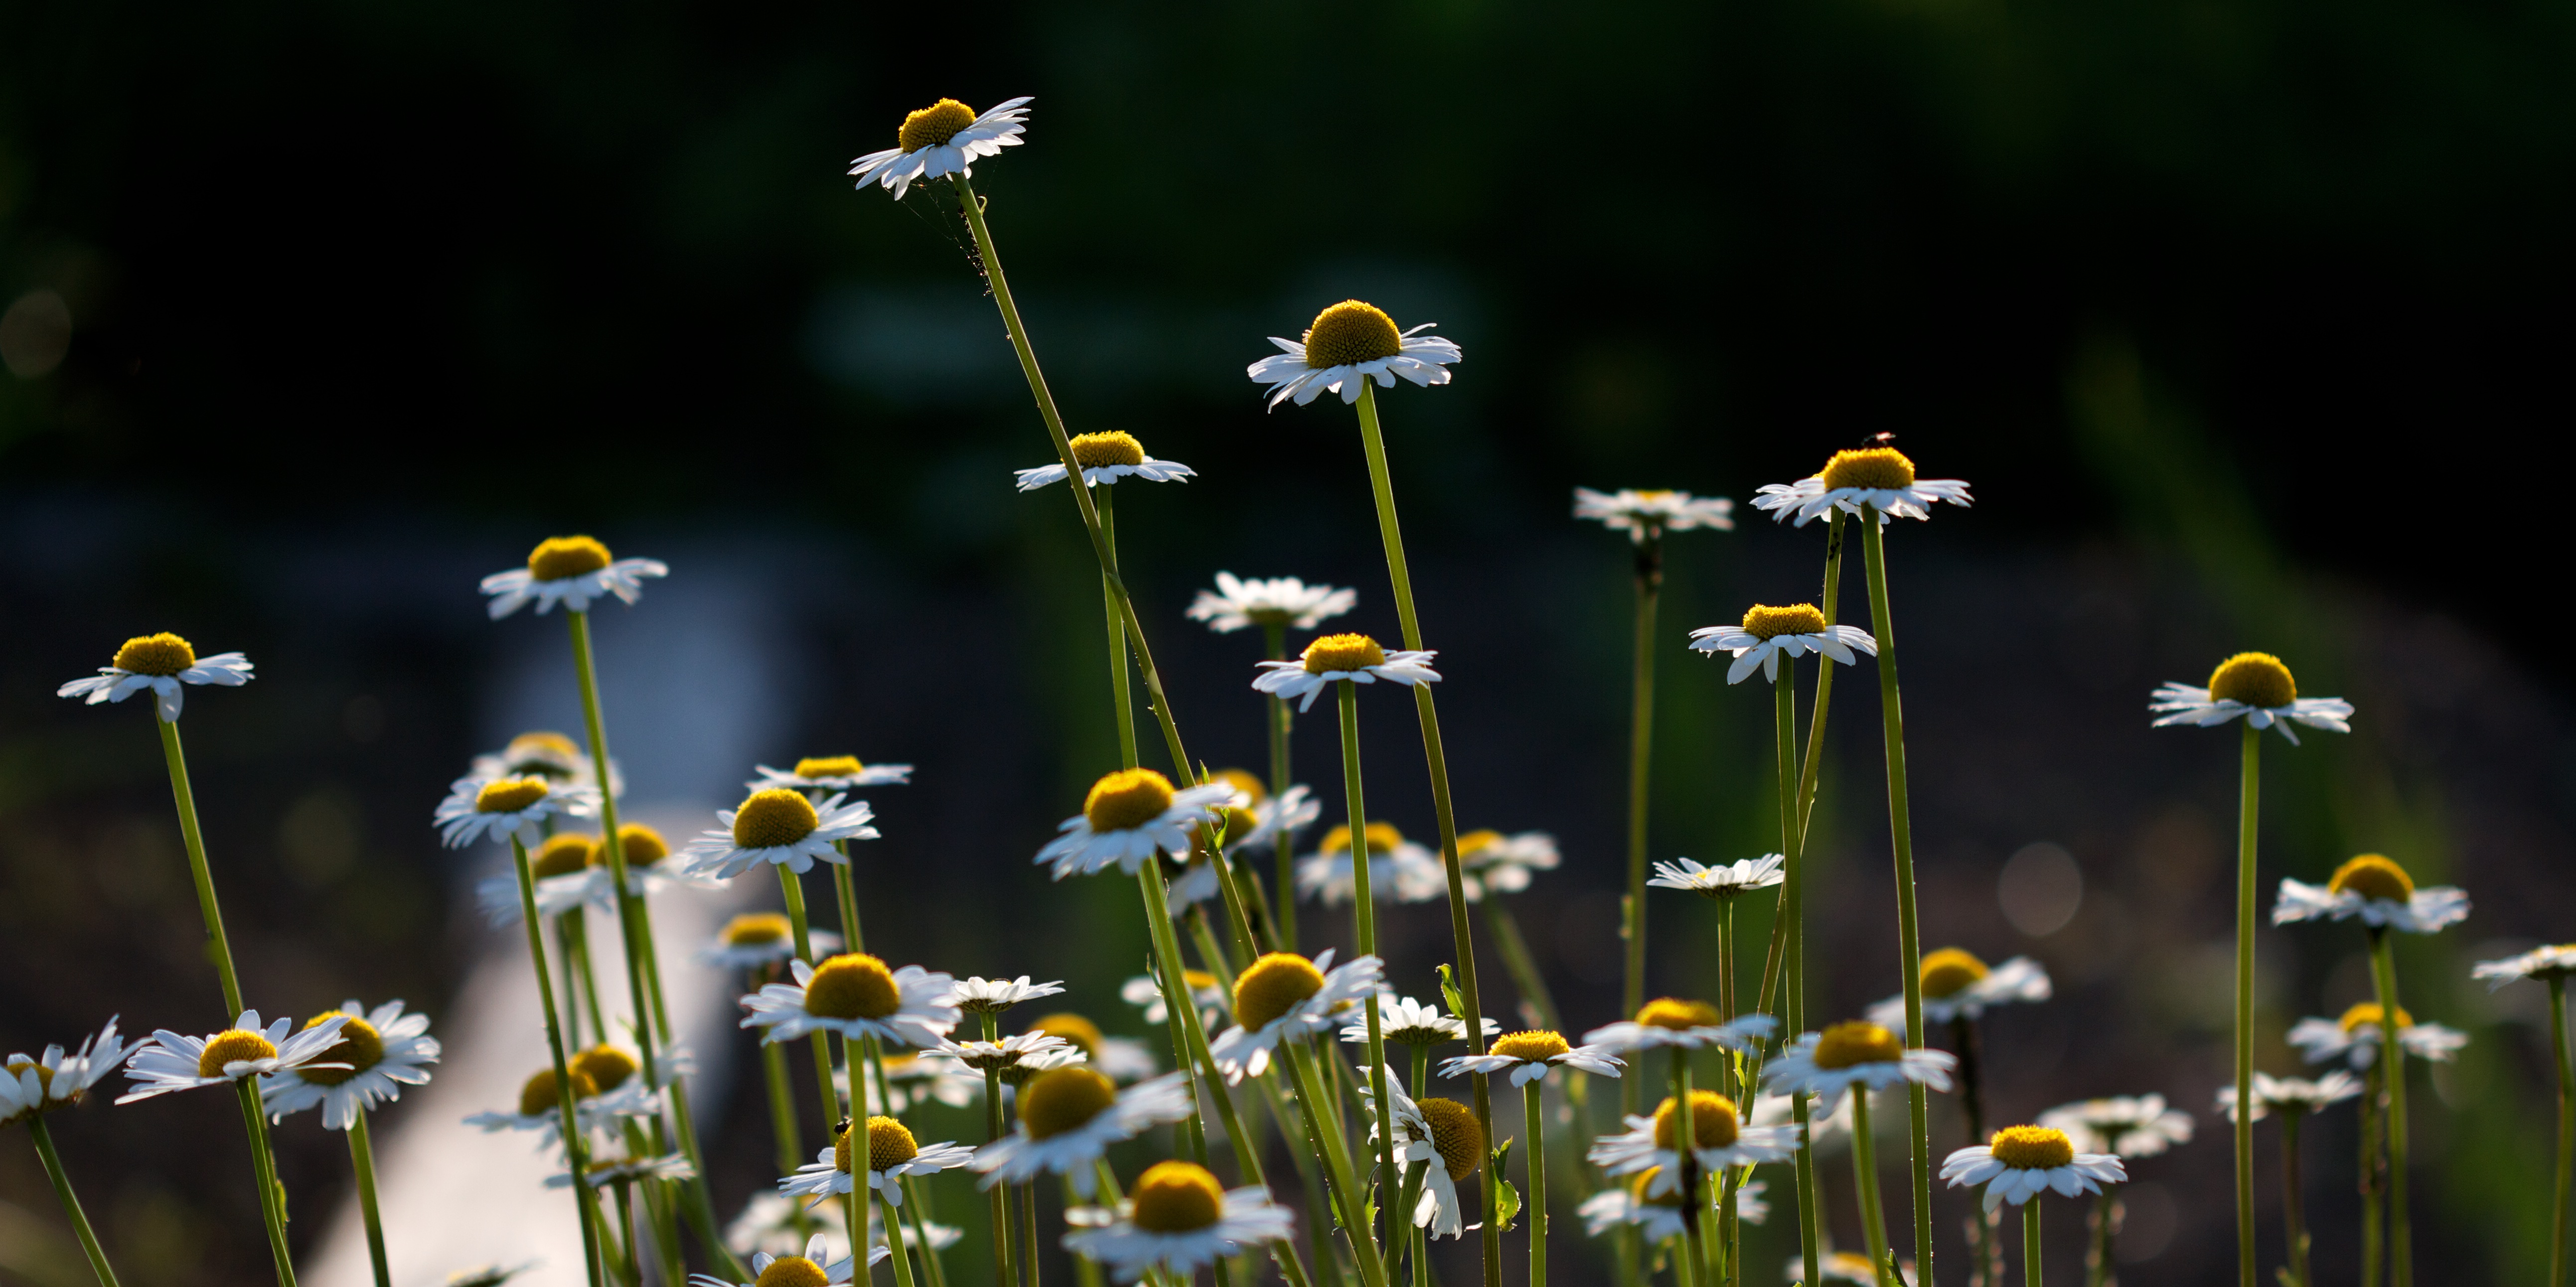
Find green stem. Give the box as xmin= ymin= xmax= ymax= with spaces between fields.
xmin=27 ymin=1117 xmax=122 ymax=1287
xmin=348 ymin=1111 xmax=392 ymax=1287
xmin=614 ymin=1185 xmax=642 ymax=1287
xmin=1020 ymin=1185 xmax=1040 ymax=1287
xmin=2360 ymin=1060 xmax=2384 ymax=1287
xmin=1848 ymin=1091 xmax=1893 ymax=1287
xmin=1132 ymin=871 xmax=1211 ymax=1170
xmin=1063 ymin=1176 xmax=1105 ymax=1287
xmin=1791 ymin=1089 xmax=1820 ymax=1287
xmin=2367 ymin=932 xmax=2411 ymax=1287
xmin=566 ymin=915 xmax=612 ymax=1051
xmin=1260 ymin=1069 xmax=1347 ymax=1287
xmin=2025 ymin=1197 xmax=2043 ymax=1287
xmin=1099 ymin=484 xmax=1141 ymax=770
xmin=908 ymin=1182 xmax=950 ymax=1287
xmin=2281 ymin=1111 xmax=2306 ymax=1287
xmin=1621 ymin=533 xmax=1665 ymax=1081
xmin=2554 ymin=977 xmax=2572 ymax=1287
xmin=153 ymin=716 xmax=246 ymax=1015
xmin=1338 ymin=681 xmax=1400 ymax=1276
xmin=982 ymin=1025 xmax=1016 ymax=1287
xmin=2234 ymin=720 xmax=2261 ymax=1287
xmin=236 ymin=1078 xmax=298 ymax=1287
xmin=1264 ymin=621 xmax=1299 ymax=953
xmin=1283 ymin=1039 xmax=1391 ymax=1287
xmin=1525 ymin=1081 xmax=1548 ymax=1287
xmin=882 ymin=1194 xmax=919 ymax=1287
xmin=513 ymin=835 xmax=608 ymax=1287
xmin=763 ymin=1037 xmax=806 ymax=1177
xmin=778 ymin=866 xmax=844 ymax=1134
xmin=1856 ymin=513 xmax=1931 ymax=1282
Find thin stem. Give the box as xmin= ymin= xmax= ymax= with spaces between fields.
xmin=1848 ymin=1091 xmax=1893 ymax=1287
xmin=882 ymin=1195 xmax=920 ymax=1287
xmin=2360 ymin=1061 xmax=2384 ymax=1287
xmin=2281 ymin=1111 xmax=2307 ymax=1287
xmin=27 ymin=1117 xmax=122 ymax=1287
xmin=1791 ymin=1090 xmax=1820 ymax=1287
xmin=348 ymin=1111 xmax=393 ymax=1287
xmin=1264 ymin=620 xmax=1298 ymax=953
xmin=834 ymin=856 xmax=868 ymax=955
xmin=909 ymin=1185 xmax=951 ymax=1287
xmin=154 ymin=716 xmax=246 ymax=1015
xmin=2233 ymin=720 xmax=2261 ymax=1287
xmin=1100 ymin=484 xmax=1141 ymax=770
xmin=764 ymin=1037 xmax=806 ymax=1177
xmin=2367 ymin=932 xmax=2412 ymax=1287
xmin=236 ymin=1078 xmax=299 ymax=1287
xmin=1621 ymin=532 xmax=1665 ymax=1074
xmin=614 ymin=1185 xmax=641 ymax=1287
xmin=2553 ymin=977 xmax=2572 ymax=1287
xmin=1339 ymin=681 xmax=1399 ymax=1276
xmin=2024 ymin=1197 xmax=2043 ymax=1287
xmin=1021 ymin=1184 xmax=1041 ymax=1287
xmin=513 ymin=835 xmax=608 ymax=1287
xmin=1958 ymin=1017 xmax=1997 ymax=1287
xmin=1857 ymin=513 xmax=1932 ymax=1282
xmin=1282 ymin=1039 xmax=1391 ymax=1287
xmin=1668 ymin=1050 xmax=1707 ymax=1287
xmin=778 ymin=866 xmax=844 ymax=1134
xmin=2084 ymin=1188 xmax=2115 ymax=1287
xmin=1525 ymin=1080 xmax=1548 ymax=1287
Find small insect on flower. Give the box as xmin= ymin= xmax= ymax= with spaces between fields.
xmin=1762 ymin=1021 xmax=1958 ymax=1110
xmin=688 ymin=1231 xmax=884 ymax=1287
xmin=261 ymin=1000 xmax=442 ymax=1131
xmin=1 ymin=1017 xmax=142 ymax=1128
xmin=1036 ymin=768 xmax=1235 ymax=880
xmin=1440 ymin=1029 xmax=1623 ymax=1087
xmin=849 ymin=96 xmax=1033 ymax=199
xmin=1295 ymin=820 xmax=1446 ymax=905
xmin=1582 ymin=998 xmax=1779 ymax=1055
xmin=1356 ymin=1069 xmax=1483 ymax=1239
xmin=1455 ymin=830 xmax=1560 ymax=901
xmin=1573 ymin=488 xmax=1737 ymax=544
xmin=1252 ymin=633 xmax=1442 ymax=715
xmin=750 ymin=755 xmax=915 ymax=794
xmin=1247 ymin=299 xmax=1462 ymax=410
xmin=119 ymin=1011 xmax=353 ymax=1104
xmin=1648 ymin=854 xmax=1787 ymax=903
xmin=781 ymin=1115 xmax=975 ymax=1210
xmin=1587 ymin=1090 xmax=1802 ymax=1194
xmin=1690 ymin=603 xmax=1878 ymax=686
xmin=1187 ymin=572 xmax=1357 ymax=634
xmin=1941 ymin=1125 xmax=2125 ymax=1211
xmin=698 ymin=912 xmax=840 ymax=971
xmin=2473 ymin=943 xmax=2576 ymax=991
xmin=1061 ymin=1161 xmax=1298 ymax=1283
xmin=971 ymin=1067 xmax=1197 ymax=1196
xmin=1207 ymin=950 xmax=1385 ymax=1082
xmin=2149 ymin=651 xmax=2354 ymax=746
xmin=435 ymin=774 xmax=602 ymax=850
xmin=1014 ymin=430 xmax=1197 ymax=491
xmin=479 ymin=536 xmax=668 ymax=619
xmin=682 ymin=789 xmax=880 ymax=880
xmin=2036 ymin=1094 xmax=2193 ymax=1158
xmin=2215 ymin=1071 xmax=2365 ymax=1123
xmin=741 ymin=953 xmax=960 ymax=1050
xmin=57 ymin=632 xmax=254 ymax=722
xmin=1751 ymin=446 xmax=1972 ymax=528
xmin=2273 ymin=853 xmax=2470 ymax=935
xmin=1865 ymin=948 xmax=2052 ymax=1036
xmin=2286 ymin=1002 xmax=2468 ymax=1070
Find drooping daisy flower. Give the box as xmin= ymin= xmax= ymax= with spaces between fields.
xmin=57 ymin=633 xmax=254 ymax=722
xmin=697 ymin=912 xmax=840 ymax=971
xmin=1294 ymin=821 xmax=1446 ymax=905
xmin=1647 ymin=855 xmax=1786 ymax=903
xmin=1573 ymin=488 xmax=1736 ymax=544
xmin=1036 ymin=768 xmax=1233 ymax=880
xmin=751 ymin=756 xmax=914 ymax=794
xmin=682 ymin=789 xmax=879 ymax=880
xmin=1252 ymin=634 xmax=1442 ymax=715
xmin=1187 ymin=573 xmax=1357 ymax=634
xmin=948 ymin=977 xmax=1067 ymax=1017
xmin=1865 ymin=949 xmax=2052 ymax=1035
xmin=2286 ymin=1002 xmax=2467 ymax=1069
xmin=1356 ymin=1068 xmax=1482 ymax=1240
xmin=546 ymin=1151 xmax=696 ymax=1190
xmin=1122 ymin=971 xmax=1229 ymax=1029
xmin=1023 ymin=1013 xmax=1158 ymax=1084
xmin=466 ymin=730 xmax=621 ymax=798
xmin=1689 ymin=603 xmax=1878 ymax=686
xmin=118 ymin=1011 xmax=352 ymax=1103
xmin=1455 ymin=830 xmax=1559 ymax=901
xmin=1941 ymin=1125 xmax=2125 ymax=1211
xmin=1587 ymin=1090 xmax=1803 ymax=1194
xmin=2473 ymin=943 xmax=2576 ymax=991
xmin=1 ymin=1017 xmax=142 ymax=1126
xmin=480 ymin=536 xmax=667 ymax=619
xmin=742 ymin=954 xmax=959 ymax=1050
xmin=1247 ymin=300 xmax=1462 ymax=411
xmin=1583 ymin=998 xmax=1779 ymax=1056
xmin=1763 ymin=1021 xmax=1958 ymax=1110
xmin=970 ymin=1067 xmax=1195 ymax=1196
xmin=854 ymin=1052 xmax=983 ymax=1115
xmin=687 ymin=1231 xmax=883 ymax=1287
xmin=1014 ymin=431 xmax=1196 ymax=491
xmin=2148 ymin=652 xmax=2353 ymax=746
xmin=847 ymin=97 xmax=1032 ymax=200
xmin=1208 ymin=950 xmax=1385 ymax=1082
xmin=434 ymin=775 xmax=601 ymax=850
xmin=782 ymin=1116 xmax=974 ymax=1210
xmin=1339 ymin=995 xmax=1494 ymax=1049
xmin=1440 ymin=1029 xmax=1622 ymax=1086
xmin=2215 ymin=1071 xmax=2365 ymax=1123
xmin=461 ymin=1065 xmax=662 ymax=1144
xmin=1062 ymin=1161 xmax=1298 ymax=1283
xmin=929 ymin=1032 xmax=1076 ymax=1079
xmin=2273 ymin=853 xmax=2469 ymax=935
xmin=260 ymin=1001 xmax=441 ymax=1131
xmin=1751 ymin=447 xmax=1972 ymax=528
xmin=2035 ymin=1095 xmax=2193 ymax=1158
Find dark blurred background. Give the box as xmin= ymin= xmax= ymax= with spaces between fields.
xmin=4 ymin=0 xmax=2573 ymax=1282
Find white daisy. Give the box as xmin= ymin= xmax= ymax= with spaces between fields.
xmin=929 ymin=1031 xmax=1076 ymax=1078
xmin=697 ymin=912 xmax=839 ymax=971
xmin=688 ymin=1232 xmax=882 ymax=1287
xmin=947 ymin=976 xmax=1067 ymax=1016
xmin=1576 ymin=1178 xmax=1689 ymax=1244
xmin=1121 ymin=971 xmax=1230 ymax=1030
xmin=546 ymin=1151 xmax=695 ymax=1189
xmin=2273 ymin=854 xmax=2469 ymax=935
xmin=1295 ymin=821 xmax=1446 ymax=905
xmin=1762 ymin=1022 xmax=1958 ymax=1111
xmin=2473 ymin=943 xmax=2576 ymax=991
xmin=511 ymin=825 xmax=712 ymax=925
xmin=1750 ymin=446 xmax=1972 ymax=528
xmin=1786 ymin=1249 xmax=1904 ymax=1284
xmin=1 ymin=1017 xmax=143 ymax=1126
xmin=1941 ymin=1126 xmax=2125 ymax=1211
xmin=1061 ymin=1162 xmax=1296 ymax=1283
xmin=1247 ymin=300 xmax=1461 ymax=410
xmin=848 ymin=97 xmax=1031 ymax=200
xmin=2286 ymin=1003 xmax=2467 ymax=1069
xmin=1017 ymin=1013 xmax=1158 ymax=1084
xmin=1439 ymin=1029 xmax=1622 ymax=1087
xmin=1207 ymin=779 xmax=1321 ymax=859
xmin=1455 ymin=830 xmax=1559 ymax=901
xmin=1186 ymin=573 xmax=1357 ymax=634
xmin=1252 ymin=634 xmax=1440 ymax=715
xmin=1587 ymin=1091 xmax=1802 ymax=1195
xmin=781 ymin=1116 xmax=975 ymax=1210
xmin=1036 ymin=769 xmax=1232 ymax=880
xmin=118 ymin=1011 xmax=351 ymax=1103
xmin=1583 ymin=999 xmax=1779 ymax=1055
xmin=480 ymin=536 xmax=667 ymax=619
xmin=726 ymin=1192 xmax=852 ymax=1262
xmin=462 ymin=1067 xmax=662 ymax=1145
xmin=1014 ymin=431 xmax=1196 ymax=491
xmin=970 ymin=1068 xmax=1196 ymax=1197
xmin=2216 ymin=1070 xmax=2366 ymax=1123
xmin=741 ymin=954 xmax=959 ymax=1049
xmin=1865 ymin=950 xmax=2053 ymax=1035
xmin=1647 ymin=855 xmax=1786 ymax=902
xmin=467 ymin=730 xmax=619 ymax=796
xmin=1572 ymin=488 xmax=1737 ymax=544
xmin=260 ymin=1000 xmax=442 ymax=1131
xmin=1751 ymin=1089 xmax=1857 ymax=1152
xmin=1339 ymin=995 xmax=1494 ymax=1049
xmin=751 ymin=756 xmax=915 ymax=793
xmin=2036 ymin=1095 xmax=2192 ymax=1158
xmin=854 ymin=1052 xmax=984 ymax=1115
xmin=1689 ymin=603 xmax=1877 ymax=686
xmin=56 ymin=632 xmax=253 ymax=722
xmin=2148 ymin=652 xmax=2353 ymax=746
xmin=434 ymin=775 xmax=601 ymax=850
xmin=682 ymin=789 xmax=879 ymax=880
xmin=1208 ymin=950 xmax=1385 ymax=1082
xmin=1355 ymin=1068 xmax=1482 ymax=1240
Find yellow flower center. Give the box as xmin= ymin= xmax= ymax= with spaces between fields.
xmin=113 ymin=632 xmax=197 ymax=676
xmin=1068 ymin=431 xmax=1148 ymax=469
xmin=1085 ymin=768 xmax=1177 ymax=834
xmin=733 ymin=789 xmax=821 ymax=849
xmin=834 ymin=1115 xmax=918 ymax=1173
xmin=1213 ymin=768 xmax=1266 ymax=805
xmin=614 ymin=824 xmax=670 ymax=867
xmin=1302 ymin=300 xmax=1404 ymax=369
xmin=1456 ymin=830 xmax=1505 ymax=859
xmin=504 ymin=731 xmax=583 ymax=777
xmin=1183 ymin=970 xmax=1218 ymax=992
xmin=528 ymin=536 xmax=612 ymax=581
xmin=1302 ymin=633 xmax=1387 ymax=675
xmin=1636 ymin=998 xmax=1721 ymax=1031
xmin=1818 ymin=447 xmax=1917 ymax=492
xmin=1652 ymin=1091 xmax=1742 ymax=1150
xmin=795 ymin=755 xmax=866 ymax=779
xmin=1418 ymin=1096 xmax=1485 ymax=1180
xmin=1919 ymin=948 xmax=1991 ymax=1001
xmin=897 ymin=99 xmax=978 ymax=152
xmin=1740 ymin=603 xmax=1827 ymax=641
xmin=1129 ymin=1160 xmax=1226 ymax=1232
xmin=722 ymin=912 xmax=793 ymax=946
xmin=1020 ymin=1066 xmax=1119 ymax=1139
xmin=1811 ymin=1021 xmax=1904 ymax=1070
xmin=573 ymin=1045 xmax=639 ymax=1093
xmin=1233 ymin=953 xmax=1327 ymax=1030
xmin=1629 ymin=1167 xmax=1687 ymax=1208
xmin=2328 ymin=854 xmax=2415 ymax=904
xmin=2207 ymin=652 xmax=2297 ymax=709
xmin=804 ymin=954 xmax=903 ymax=1020
xmin=2339 ymin=1001 xmax=2414 ymax=1034
xmin=1988 ymin=1125 xmax=2075 ymax=1170
xmin=517 ymin=1066 xmax=600 ymax=1117
xmin=1490 ymin=1030 xmax=1570 ymax=1063
xmin=1321 ymin=822 xmax=1406 ymax=856
xmin=754 ymin=1257 xmax=829 ymax=1287
xmin=296 ymin=1013 xmax=384 ymax=1087
xmin=1201 ymin=805 xmax=1259 ymax=850
xmin=196 ymin=1029 xmax=279 ymax=1078
xmin=476 ymin=778 xmax=551 ymax=814
xmin=530 ymin=833 xmax=596 ymax=879
xmin=1027 ymin=1013 xmax=1104 ymax=1060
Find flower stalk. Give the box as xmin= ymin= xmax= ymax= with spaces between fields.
xmin=2025 ymin=1198 xmax=2045 ymax=1287
xmin=2366 ymin=931 xmax=2413 ymax=1287
xmin=513 ymin=835 xmax=610 ymax=1287
xmin=1263 ymin=620 xmax=1299 ymax=951
xmin=2234 ymin=720 xmax=2261 ymax=1287
xmin=1848 ymin=1091 xmax=1894 ymax=1287
xmin=1336 ymin=681 xmax=1401 ymax=1271
xmin=26 ymin=1116 xmax=122 ymax=1287
xmin=1857 ymin=510 xmax=1933 ymax=1280
xmin=154 ymin=717 xmax=246 ymax=1016
xmin=349 ymin=1110 xmax=393 ymax=1287
xmin=1620 ymin=530 xmax=1665 ymax=1079
xmin=1524 ymin=1080 xmax=1548 ymax=1287
xmin=2280 ymin=1110 xmax=2309 ymax=1287
xmin=2554 ymin=976 xmax=2572 ymax=1287
xmin=235 ymin=1079 xmax=299 ymax=1287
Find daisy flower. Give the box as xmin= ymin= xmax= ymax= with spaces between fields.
xmin=1750 ymin=446 xmax=1972 ymax=528
xmin=2036 ymin=1095 xmax=2192 ymax=1158
xmin=682 ymin=789 xmax=879 ymax=880
xmin=1576 ymin=1172 xmax=1693 ymax=1244
xmin=971 ymin=1068 xmax=1196 ymax=1197
xmin=548 ymin=1151 xmax=696 ymax=1189
xmin=1062 ymin=1161 xmax=1297 ymax=1283
xmin=2216 ymin=1070 xmax=2365 ymax=1123
xmin=929 ymin=1032 xmax=1076 ymax=1078
xmin=1356 ymin=1067 xmax=1483 ymax=1240
xmin=480 ymin=536 xmax=667 ymax=619
xmin=1339 ymin=995 xmax=1493 ymax=1049
xmin=1208 ymin=950 xmax=1385 ymax=1082
xmin=727 ymin=1192 xmax=853 ymax=1262
xmin=462 ymin=1065 xmax=661 ymax=1144
xmin=2273 ymin=853 xmax=2469 ymax=935
xmin=522 ymin=824 xmax=711 ymax=923
xmin=1583 ymin=998 xmax=1779 ymax=1056
xmin=118 ymin=1011 xmax=352 ymax=1103
xmin=1786 ymin=1250 xmax=1903 ymax=1284
xmin=1253 ymin=633 xmax=1440 ymax=715
xmin=1456 ymin=830 xmax=1559 ymax=901
xmin=57 ymin=632 xmax=254 ymax=722
xmin=1647 ymin=855 xmax=1786 ymax=903
xmin=1941 ymin=1125 xmax=2126 ymax=1211
xmin=1123 ymin=970 xmax=1229 ymax=1029
xmin=1247 ymin=299 xmax=1461 ymax=411
xmin=741 ymin=954 xmax=959 ymax=1049
xmin=1197 ymin=777 xmax=1320 ymax=863
xmin=1573 ymin=488 xmax=1737 ymax=544
xmin=2473 ymin=943 xmax=2576 ymax=991
xmin=698 ymin=912 xmax=839 ymax=971
xmin=1587 ymin=1090 xmax=1802 ymax=1194
xmin=1024 ymin=1013 xmax=1158 ymax=1084
xmin=948 ymin=976 xmax=1067 ymax=1017
xmin=1036 ymin=768 xmax=1232 ymax=881
xmin=466 ymin=730 xmax=621 ymax=797
xmin=688 ymin=1232 xmax=883 ymax=1287
xmin=1440 ymin=1029 xmax=1622 ymax=1087
xmin=1 ymin=1017 xmax=142 ymax=1127
xmin=434 ymin=775 xmax=600 ymax=850
xmin=1763 ymin=1021 xmax=1958 ymax=1111
xmin=1753 ymin=1089 xmax=1857 ymax=1153
xmin=1689 ymin=603 xmax=1877 ymax=686
xmin=848 ymin=97 xmax=1031 ymax=200
xmin=781 ymin=1116 xmax=974 ymax=1210
xmin=1295 ymin=821 xmax=1446 ymax=905
xmin=2286 ymin=1003 xmax=2467 ymax=1069
xmin=854 ymin=1052 xmax=983 ymax=1115
xmin=751 ymin=756 xmax=914 ymax=793
xmin=1187 ymin=573 xmax=1357 ymax=634
xmin=260 ymin=1000 xmax=442 ymax=1131
xmin=1014 ymin=431 xmax=1196 ymax=491
xmin=2148 ymin=652 xmax=2354 ymax=746
xmin=1865 ymin=949 xmax=2052 ymax=1035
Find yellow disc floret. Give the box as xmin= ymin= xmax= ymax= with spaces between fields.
xmin=1630 ymin=1167 xmax=1687 ymax=1207
xmin=612 ymin=823 xmax=670 ymax=867
xmin=1988 ymin=1125 xmax=2075 ymax=1170
xmin=2339 ymin=1001 xmax=2414 ymax=1033
xmin=504 ymin=731 xmax=584 ymax=777
xmin=898 ymin=99 xmax=978 ymax=152
xmin=573 ymin=1045 xmax=639 ymax=1092
xmin=1212 ymin=768 xmax=1266 ymax=804
xmin=196 ymin=1028 xmax=280 ymax=1078
xmin=1303 ymin=300 xmax=1404 ymax=369
xmin=528 ymin=536 xmax=612 ymax=581
xmin=1456 ymin=830 xmax=1505 ymax=859
xmin=531 ymin=833 xmax=595 ymax=879
xmin=833 ymin=1115 xmax=917 ymax=1173
xmin=1129 ymin=1160 xmax=1226 ymax=1232
xmin=1636 ymin=998 xmax=1722 ymax=1031
xmin=753 ymin=1257 xmax=829 ymax=1287
xmin=1811 ymin=1021 xmax=1904 ymax=1070
xmin=804 ymin=954 xmax=903 ymax=1020
xmin=1418 ymin=1096 xmax=1486 ymax=1180
xmin=2328 ymin=854 xmax=2415 ymax=905
xmin=1320 ymin=822 xmax=1406 ymax=856
xmin=1491 ymin=1030 xmax=1571 ymax=1063
xmin=732 ymin=789 xmax=820 ymax=849
xmin=1068 ymin=431 xmax=1148 ymax=470
xmin=113 ymin=632 xmax=197 ymax=676
xmin=517 ymin=1066 xmax=601 ymax=1117
xmin=1818 ymin=447 xmax=1916 ymax=492
xmin=1027 ymin=1013 xmax=1104 ymax=1060
xmin=2207 ymin=652 xmax=2297 ymax=710
xmin=1302 ymin=633 xmax=1387 ymax=675
xmin=722 ymin=912 xmax=792 ymax=946
xmin=1741 ymin=603 xmax=1828 ymax=640
xmin=1233 ymin=953 xmax=1326 ymax=1030
xmin=1085 ymin=768 xmax=1177 ymax=834
xmin=297 ymin=1013 xmax=384 ymax=1087
xmin=795 ymin=755 xmax=866 ymax=779
xmin=1020 ymin=1066 xmax=1119 ymax=1139
xmin=1652 ymin=1091 xmax=1742 ymax=1150
xmin=1919 ymin=948 xmax=1991 ymax=1000
xmin=476 ymin=777 xmax=551 ymax=814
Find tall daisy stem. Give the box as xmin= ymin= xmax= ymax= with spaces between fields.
xmin=2552 ymin=976 xmax=2572 ymax=1287
xmin=2084 ymin=1187 xmax=2116 ymax=1287
xmin=1756 ymin=664 xmax=1822 ymax=1287
xmin=235 ymin=1080 xmax=298 ymax=1287
xmin=775 ymin=868 xmax=844 ymax=1136
xmin=2280 ymin=1110 xmax=2307 ymax=1287
xmin=882 ymin=1194 xmax=919 ymax=1287
xmin=1337 ymin=681 xmax=1401 ymax=1274
xmin=1524 ymin=1081 xmax=1548 ymax=1287
xmin=1856 ymin=512 xmax=1932 ymax=1281
xmin=1280 ymin=1038 xmax=1388 ymax=1287
xmin=348 ymin=1111 xmax=392 ymax=1287
xmin=1847 ymin=1091 xmax=1894 ymax=1287
xmin=2366 ymin=931 xmax=2412 ymax=1287
xmin=1956 ymin=1017 xmax=1998 ymax=1287
xmin=1099 ymin=484 xmax=1141 ymax=770
xmin=2233 ymin=720 xmax=2261 ymax=1287
xmin=513 ymin=835 xmax=609 ymax=1287
xmin=26 ymin=1117 xmax=121 ymax=1287
xmin=2024 ymin=1197 xmax=2043 ymax=1287
xmin=1019 ymin=1185 xmax=1039 ymax=1287
xmin=763 ymin=1037 xmax=805 ymax=1177
xmin=1621 ymin=530 xmax=1665 ymax=1088
xmin=2360 ymin=1061 xmax=2384 ymax=1287
xmin=153 ymin=716 xmax=246 ymax=1015
xmin=1263 ymin=621 xmax=1299 ymax=952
